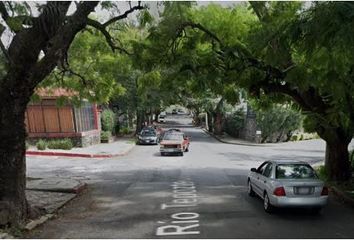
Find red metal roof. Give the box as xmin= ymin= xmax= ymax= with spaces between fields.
xmin=36 ymin=88 xmax=77 ymax=98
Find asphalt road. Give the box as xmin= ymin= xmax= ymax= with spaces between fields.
xmin=27 ymin=114 xmax=354 ymax=238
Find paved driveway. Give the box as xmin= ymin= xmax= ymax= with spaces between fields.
xmin=26 ymin=115 xmax=354 ymax=238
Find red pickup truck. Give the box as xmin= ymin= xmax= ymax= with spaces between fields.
xmin=160 ymin=132 xmax=190 ymax=156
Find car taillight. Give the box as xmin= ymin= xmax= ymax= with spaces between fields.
xmin=273 ymin=187 xmax=286 ymax=196
xmin=321 ymin=186 xmax=329 ymax=196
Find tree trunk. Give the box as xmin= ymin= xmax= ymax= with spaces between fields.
xmin=193 ymin=110 xmax=200 ymax=126
xmin=207 ymin=111 xmax=213 ymax=133
xmin=135 ymin=110 xmax=145 ymax=134
xmin=213 ymin=111 xmax=223 ymax=135
xmin=325 ymin=139 xmax=351 ymax=181
xmin=154 ymin=109 xmax=161 ymax=122
xmin=0 ymin=98 xmax=28 ymax=227
xmin=318 ymin=127 xmax=352 ymax=181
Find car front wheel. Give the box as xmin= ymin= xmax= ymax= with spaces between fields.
xmin=248 ymin=180 xmax=255 ymax=197
xmin=264 ymin=192 xmax=274 ymax=213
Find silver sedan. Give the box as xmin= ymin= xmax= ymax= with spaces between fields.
xmin=247 ymin=160 xmax=328 ymax=213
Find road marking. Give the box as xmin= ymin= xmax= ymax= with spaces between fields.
xmin=156 ymin=179 xmax=200 ymax=236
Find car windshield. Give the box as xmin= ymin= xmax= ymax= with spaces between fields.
xmin=163 ymin=134 xmax=183 ymax=141
xmin=141 ymin=131 xmax=155 ymax=137
xmin=276 ymin=164 xmax=318 ymax=179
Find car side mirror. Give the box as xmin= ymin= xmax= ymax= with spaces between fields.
xmin=251 ymin=168 xmax=257 ymax=172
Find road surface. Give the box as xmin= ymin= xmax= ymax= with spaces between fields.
xmin=26 ymin=114 xmax=354 ymax=238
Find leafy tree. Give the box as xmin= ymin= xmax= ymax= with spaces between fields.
xmin=150 ymin=2 xmax=354 ymax=181
xmin=0 ymin=1 xmax=144 ymax=226
xmin=255 ymin=104 xmax=303 ymax=143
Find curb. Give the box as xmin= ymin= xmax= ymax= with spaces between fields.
xmin=26 ymin=144 xmax=135 ymax=158
xmin=330 ymin=186 xmax=354 ymax=208
xmin=27 ymin=182 xmax=87 ymax=194
xmin=25 ymin=214 xmax=54 ymax=231
xmin=0 ymin=233 xmax=14 ymax=239
xmin=201 ymin=128 xmax=266 ymax=147
xmin=24 ymin=182 xmax=88 ymax=232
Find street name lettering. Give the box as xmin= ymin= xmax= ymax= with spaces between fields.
xmin=156 ymin=180 xmax=200 ymax=236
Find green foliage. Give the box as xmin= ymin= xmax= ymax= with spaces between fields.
xmin=100 ymin=131 xmax=112 ymax=141
xmin=36 ymin=139 xmax=47 ymax=150
xmin=40 ymin=28 xmax=128 ymax=104
xmin=120 ymin=127 xmax=131 ymax=135
xmin=316 ymin=165 xmax=329 ymax=182
xmin=224 ymin=109 xmax=245 ymax=138
xmin=47 ymin=139 xmax=73 ymax=150
xmin=256 ymin=104 xmax=302 ymax=143
xmin=101 ymin=109 xmax=116 ymax=133
xmin=290 ymin=135 xmax=298 ymax=141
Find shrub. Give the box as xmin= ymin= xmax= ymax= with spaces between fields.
xmin=101 ymin=109 xmax=116 ymax=133
xmin=299 ymin=134 xmax=304 ymax=141
xmin=47 ymin=138 xmax=73 ymax=150
xmin=290 ymin=135 xmax=298 ymax=141
xmin=120 ymin=127 xmax=130 ymax=135
xmin=36 ymin=139 xmax=47 ymax=150
xmin=101 ymin=131 xmax=112 ymax=142
xmin=224 ymin=109 xmax=245 ymax=138
xmin=316 ymin=165 xmax=329 ymax=182
xmin=256 ymin=104 xmax=302 ymax=143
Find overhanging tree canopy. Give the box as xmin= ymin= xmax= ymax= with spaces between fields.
xmin=0 ymin=1 xmax=144 ymax=227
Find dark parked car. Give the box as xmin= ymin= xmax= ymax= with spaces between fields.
xmin=137 ymin=129 xmax=158 ymax=145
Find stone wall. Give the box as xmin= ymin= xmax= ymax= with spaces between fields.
xmin=72 ymin=130 xmax=101 ymax=147
xmin=240 ymin=116 xmax=257 ymax=142
xmin=239 ymin=107 xmax=261 ymax=143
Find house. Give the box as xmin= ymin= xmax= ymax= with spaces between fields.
xmin=25 ymin=88 xmax=101 ymax=147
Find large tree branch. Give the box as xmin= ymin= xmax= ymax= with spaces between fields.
xmin=87 ymin=19 xmax=131 ymax=54
xmin=103 ymin=1 xmax=144 ymax=27
xmin=177 ymin=22 xmax=222 ymax=44
xmin=0 ymin=2 xmax=9 ymax=21
xmin=29 ymin=2 xmax=99 ymax=88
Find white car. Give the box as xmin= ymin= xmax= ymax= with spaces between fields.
xmin=247 ymin=160 xmax=328 ymax=213
xmin=158 ymin=115 xmax=166 ymax=123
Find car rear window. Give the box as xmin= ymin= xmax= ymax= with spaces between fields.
xmin=276 ymin=164 xmax=318 ymax=179
xmin=163 ymin=134 xmax=183 ymax=141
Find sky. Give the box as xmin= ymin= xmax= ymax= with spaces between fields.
xmin=1 ymin=1 xmax=240 ymax=48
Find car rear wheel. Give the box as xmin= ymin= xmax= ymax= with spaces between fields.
xmin=310 ymin=207 xmax=322 ymax=215
xmin=248 ymin=180 xmax=255 ymax=197
xmin=264 ymin=192 xmax=274 ymax=213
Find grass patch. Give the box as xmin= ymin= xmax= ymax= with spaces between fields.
xmin=47 ymin=138 xmax=73 ymax=150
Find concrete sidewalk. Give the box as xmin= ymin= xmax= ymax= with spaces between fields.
xmin=26 ymin=139 xmax=135 ymax=158
xmin=202 ymin=128 xmax=274 ymax=147
xmin=24 ymin=177 xmax=87 ymax=232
